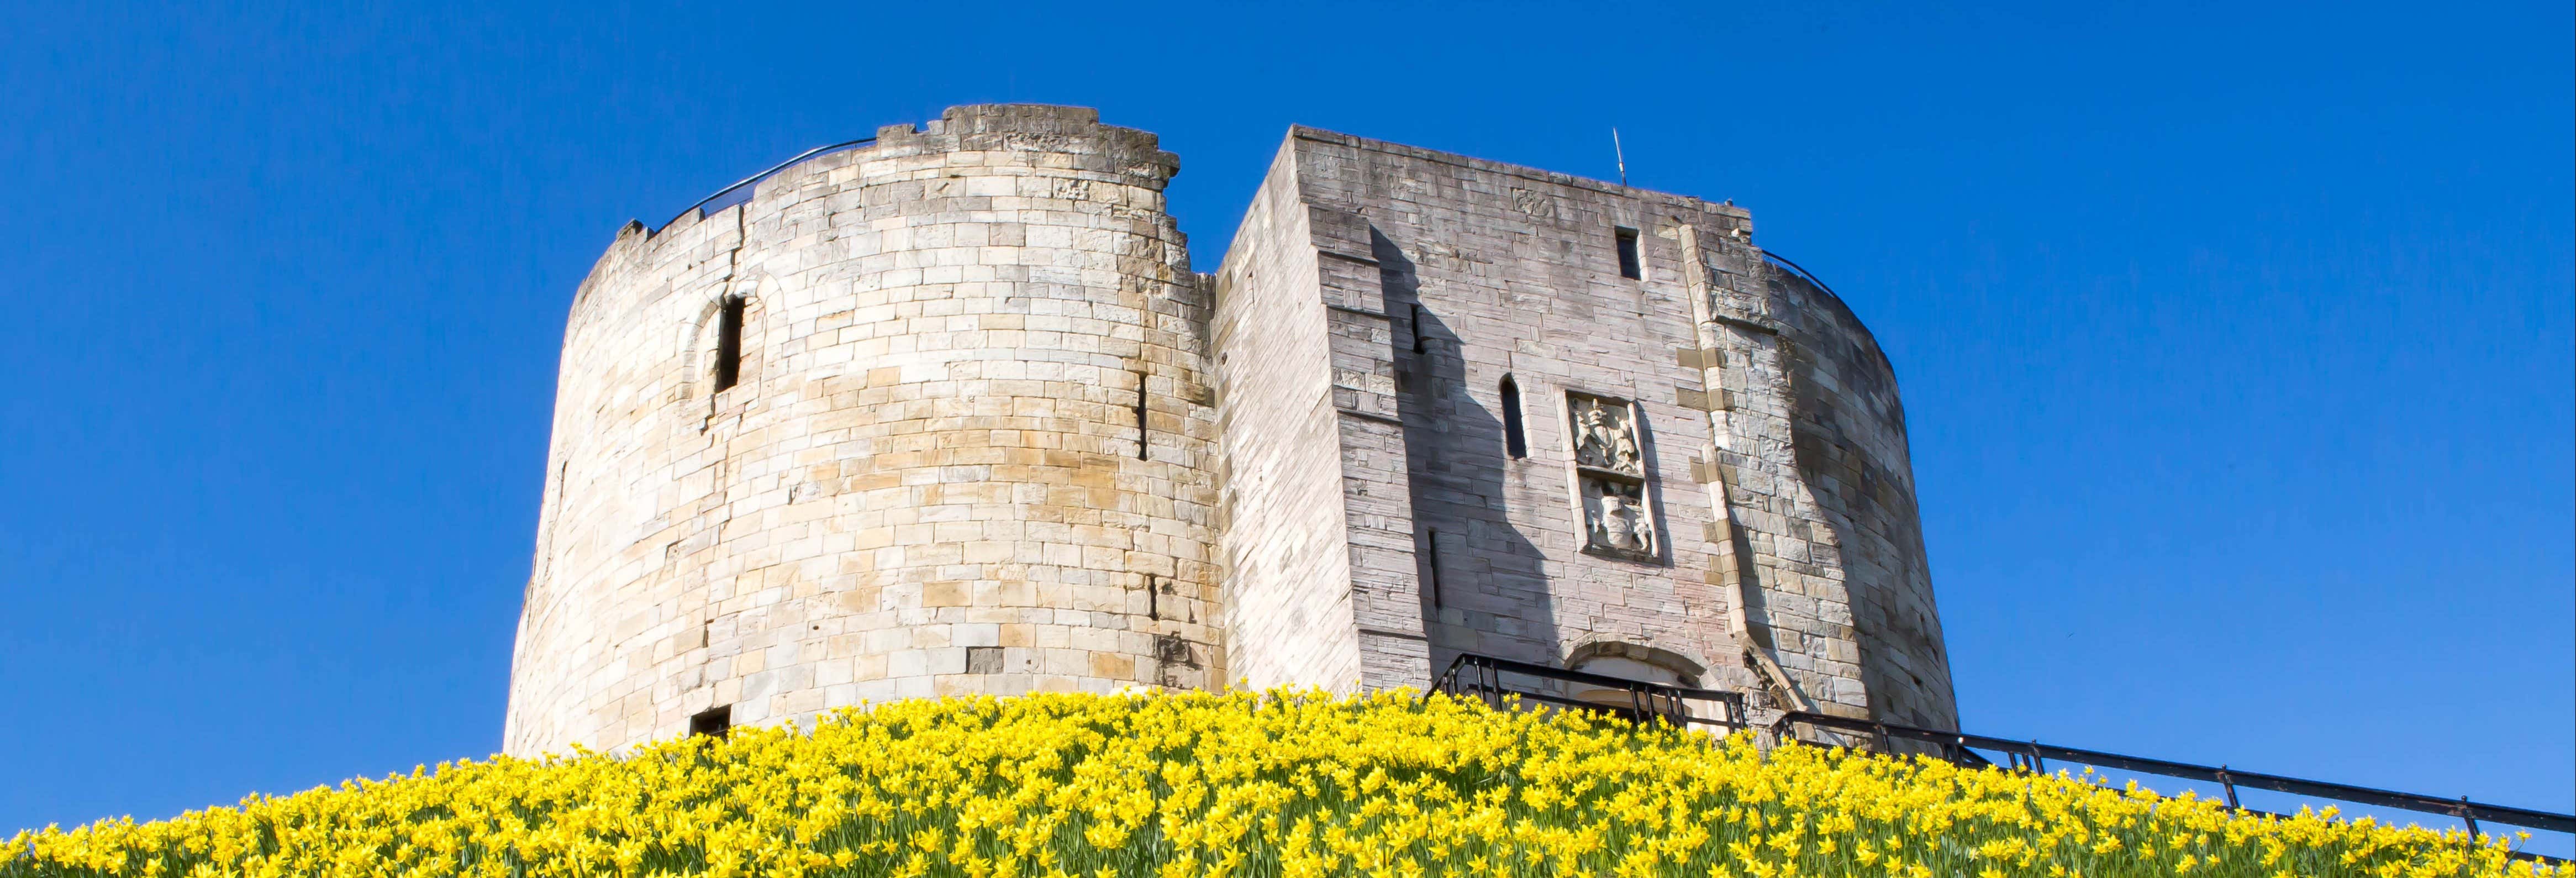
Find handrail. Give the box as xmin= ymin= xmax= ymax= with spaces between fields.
xmin=1427 ymin=653 xmax=1750 ymax=732
xmin=1772 ymin=710 xmax=2572 ymax=859
xmin=1760 ymin=250 xmax=1841 ymax=301
xmin=1435 ymin=653 xmax=1748 ymax=703
xmin=1425 ymin=653 xmax=2566 ymax=861
xmin=652 ymin=137 xmax=881 ymax=234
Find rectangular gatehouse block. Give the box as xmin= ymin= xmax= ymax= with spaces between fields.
xmin=1210 ymin=126 xmax=1953 ymax=731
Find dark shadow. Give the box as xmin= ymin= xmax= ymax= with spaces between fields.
xmin=1628 ymin=409 xmax=1677 ymax=569
xmin=1372 ymin=227 xmax=1559 ymax=683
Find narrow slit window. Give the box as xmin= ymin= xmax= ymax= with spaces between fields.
xmin=688 ymin=705 xmax=731 ymax=738
xmin=1424 ymin=528 xmax=1445 ymax=608
xmin=1409 ymin=302 xmax=1427 ymax=354
xmin=1134 ymin=371 xmax=1151 ymax=460
xmin=1500 ymin=375 xmax=1527 ymax=459
xmin=1614 ymin=227 xmax=1642 ymax=280
xmin=712 ymin=296 xmax=745 ymax=392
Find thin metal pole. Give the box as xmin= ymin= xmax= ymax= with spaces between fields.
xmin=1611 ymin=128 xmax=1628 ymax=186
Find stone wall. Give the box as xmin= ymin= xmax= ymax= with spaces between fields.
xmin=1213 ymin=126 xmax=1954 ymax=727
xmin=1205 ymin=149 xmax=1367 ymax=692
xmin=507 ymin=106 xmax=1957 ymax=754
xmin=1762 ymin=265 xmax=1956 ymax=728
xmin=504 ymin=106 xmax=1221 ymax=756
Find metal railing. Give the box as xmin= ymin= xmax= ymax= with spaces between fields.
xmin=1427 ymin=653 xmax=1750 ymax=732
xmin=1423 ymin=652 xmax=2569 ymax=863
xmin=1760 ymin=250 xmax=1842 ymax=301
xmin=652 ymin=137 xmax=881 ymax=234
xmin=1771 ymin=710 xmax=2572 ymax=860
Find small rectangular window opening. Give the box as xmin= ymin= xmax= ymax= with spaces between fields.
xmin=712 ymin=296 xmax=746 ymax=392
xmin=1409 ymin=303 xmax=1427 ymax=354
xmin=1500 ymin=375 xmax=1528 ymax=459
xmin=688 ymin=705 xmax=731 ymax=738
xmin=1614 ymin=227 xmax=1642 ymax=280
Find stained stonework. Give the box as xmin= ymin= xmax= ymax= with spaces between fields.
xmin=504 ymin=106 xmax=1956 ymax=756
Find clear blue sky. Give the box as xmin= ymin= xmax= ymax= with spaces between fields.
xmin=3 ymin=0 xmax=2567 ymax=839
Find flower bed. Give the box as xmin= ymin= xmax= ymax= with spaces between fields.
xmin=4 ymin=690 xmax=2551 ymax=877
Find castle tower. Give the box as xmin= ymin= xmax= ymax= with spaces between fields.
xmin=507 ymin=106 xmax=1957 ymax=756
xmin=504 ymin=106 xmax=1220 ymax=755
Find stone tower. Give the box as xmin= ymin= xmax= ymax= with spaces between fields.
xmin=504 ymin=106 xmax=1220 ymax=755
xmin=1210 ymin=129 xmax=1955 ymax=730
xmin=505 ymin=105 xmax=1956 ymax=756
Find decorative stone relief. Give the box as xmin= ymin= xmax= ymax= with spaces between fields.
xmin=1509 ymin=187 xmax=1559 ymax=219
xmin=1568 ymin=393 xmax=1656 ymax=559
xmin=1571 ymin=396 xmax=1642 ymax=475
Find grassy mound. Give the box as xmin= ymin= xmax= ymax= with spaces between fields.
xmin=4 ymin=690 xmax=2551 ymax=877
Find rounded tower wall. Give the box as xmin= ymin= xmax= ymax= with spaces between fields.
xmin=505 ymin=105 xmax=1220 ymax=756
xmin=1760 ymin=265 xmax=1956 ymax=730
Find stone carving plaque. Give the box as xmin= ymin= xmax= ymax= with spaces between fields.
xmin=1509 ymin=187 xmax=1559 ymax=219
xmin=1567 ymin=393 xmax=1655 ymax=559
xmin=1581 ymin=476 xmax=1653 ymax=555
xmin=1571 ymin=396 xmax=1642 ymax=475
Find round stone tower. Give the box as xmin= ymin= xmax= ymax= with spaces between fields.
xmin=504 ymin=106 xmax=1219 ymax=756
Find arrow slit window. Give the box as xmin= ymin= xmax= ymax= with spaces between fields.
xmin=1566 ymin=392 xmax=1657 ymax=560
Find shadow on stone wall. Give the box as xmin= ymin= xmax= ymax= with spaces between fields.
xmin=1373 ymin=228 xmax=1559 ymax=681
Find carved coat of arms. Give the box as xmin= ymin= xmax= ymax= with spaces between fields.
xmin=1568 ymin=395 xmax=1655 ymax=558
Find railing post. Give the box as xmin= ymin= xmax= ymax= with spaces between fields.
xmin=2217 ymin=766 xmax=2240 ymax=810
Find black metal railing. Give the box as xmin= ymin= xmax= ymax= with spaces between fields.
xmin=1760 ymin=250 xmax=1842 ymax=301
xmin=1427 ymin=653 xmax=1750 ymax=732
xmin=652 ymin=137 xmax=881 ymax=234
xmin=1424 ymin=653 xmax=2569 ymax=863
xmin=1771 ymin=710 xmax=2572 ymax=860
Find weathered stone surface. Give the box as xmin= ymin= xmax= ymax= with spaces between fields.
xmin=504 ymin=106 xmax=1221 ymax=756
xmin=503 ymin=106 xmax=1956 ymax=757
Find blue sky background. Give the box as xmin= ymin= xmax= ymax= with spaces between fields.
xmin=2 ymin=0 xmax=2568 ymax=844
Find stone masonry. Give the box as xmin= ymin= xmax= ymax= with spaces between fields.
xmin=503 ymin=105 xmax=1955 ymax=756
